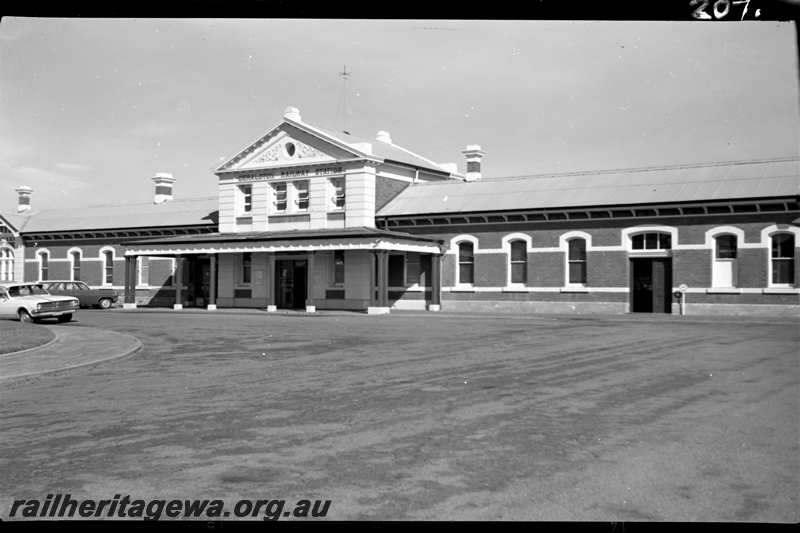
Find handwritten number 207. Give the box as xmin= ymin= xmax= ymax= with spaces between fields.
xmin=690 ymin=0 xmax=753 ymax=19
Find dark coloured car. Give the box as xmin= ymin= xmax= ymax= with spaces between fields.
xmin=43 ymin=281 xmax=119 ymax=309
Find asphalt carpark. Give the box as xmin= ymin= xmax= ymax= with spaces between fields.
xmin=0 ymin=309 xmax=797 ymax=521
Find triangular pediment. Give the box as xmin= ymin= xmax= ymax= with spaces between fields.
xmin=217 ymin=122 xmax=362 ymax=173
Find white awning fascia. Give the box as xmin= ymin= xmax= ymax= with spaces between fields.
xmin=124 ymin=239 xmax=442 ymax=256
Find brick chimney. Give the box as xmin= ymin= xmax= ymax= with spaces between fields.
xmin=152 ymin=173 xmax=175 ymax=204
xmin=461 ymin=145 xmax=485 ymax=181
xmin=15 ymin=186 xmax=33 ymax=213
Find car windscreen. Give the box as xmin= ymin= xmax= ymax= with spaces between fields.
xmin=9 ymin=285 xmax=49 ymax=296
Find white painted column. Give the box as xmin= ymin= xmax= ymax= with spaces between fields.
xmin=344 ymin=163 xmax=377 ymax=228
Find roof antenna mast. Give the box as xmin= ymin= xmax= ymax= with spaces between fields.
xmin=339 ymin=65 xmax=351 ymax=135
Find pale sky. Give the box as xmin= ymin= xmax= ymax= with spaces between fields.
xmin=1 ymin=18 xmax=798 ymax=214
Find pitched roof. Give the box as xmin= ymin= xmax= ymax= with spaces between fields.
xmin=377 ymin=159 xmax=800 ymax=216
xmin=310 ymin=124 xmax=454 ymax=175
xmin=17 ymin=197 xmax=218 ymax=234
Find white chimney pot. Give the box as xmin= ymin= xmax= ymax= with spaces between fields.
xmin=283 ymin=106 xmax=302 ymax=122
xmin=152 ymin=172 xmax=176 ymax=204
xmin=376 ymin=130 xmax=392 ymax=143
xmin=15 ymin=185 xmax=33 ymax=213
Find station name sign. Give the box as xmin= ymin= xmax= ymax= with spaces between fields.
xmin=236 ymin=166 xmax=344 ymax=183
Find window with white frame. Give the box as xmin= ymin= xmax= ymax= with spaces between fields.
xmin=70 ymin=250 xmax=81 ymax=281
xmin=103 ymin=250 xmax=114 ymax=285
xmin=294 ymin=180 xmax=309 ymax=211
xmin=567 ymin=238 xmax=587 ymax=285
xmin=273 ymin=182 xmax=287 ymax=212
xmin=329 ymin=177 xmax=345 ymax=210
xmin=332 ymin=250 xmax=345 ymax=286
xmin=457 ymin=242 xmax=474 ymax=285
xmin=38 ymin=251 xmax=49 ymax=281
xmin=770 ymin=233 xmax=795 ymax=286
xmin=631 ymin=232 xmax=672 ymax=250
xmin=712 ymin=234 xmax=737 ymax=288
xmin=0 ymin=247 xmax=13 ymax=281
xmin=509 ymin=240 xmax=527 ymax=285
xmin=237 ymin=184 xmax=253 ymax=215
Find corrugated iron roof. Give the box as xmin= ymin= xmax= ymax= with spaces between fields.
xmin=312 ymin=125 xmax=452 ymax=175
xmin=18 ymin=197 xmax=218 ymax=233
xmin=377 ymin=159 xmax=800 ymax=216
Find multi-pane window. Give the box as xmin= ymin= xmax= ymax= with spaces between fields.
xmin=70 ymin=251 xmax=81 ymax=281
xmin=771 ymin=233 xmax=795 ymax=286
xmin=330 ymin=177 xmax=345 ymax=209
xmin=238 ymin=184 xmax=252 ymax=214
xmin=333 ymin=250 xmax=345 ymax=285
xmin=0 ymin=248 xmax=13 ymax=281
xmin=294 ymin=180 xmax=309 ymax=210
xmin=273 ymin=183 xmax=287 ymax=212
xmin=631 ymin=232 xmax=671 ymax=250
xmin=241 ymin=253 xmax=252 ymax=284
xmin=509 ymin=240 xmax=527 ymax=284
xmin=458 ymin=242 xmax=474 ymax=285
xmin=103 ymin=250 xmax=114 ymax=285
xmin=39 ymin=251 xmax=49 ymax=281
xmin=567 ymin=238 xmax=587 ymax=285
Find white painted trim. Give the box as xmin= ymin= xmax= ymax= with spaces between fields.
xmin=679 ymin=287 xmax=800 ymax=295
xmin=99 ymin=246 xmax=116 ymax=287
xmin=502 ymin=233 xmax=533 ymax=287
xmin=622 ymin=225 xmax=677 ymax=252
xmin=35 ymin=248 xmax=51 ymax=282
xmin=442 ymin=286 xmax=628 ymax=293
xmin=706 ymin=288 xmax=742 ymax=294
xmin=66 ymin=247 xmax=83 ymax=282
xmin=762 ymin=288 xmax=800 ymax=295
xmin=561 ymin=233 xmax=589 ymax=288
xmin=764 ymin=227 xmax=798 ymax=288
xmin=125 ymin=240 xmax=440 ymax=256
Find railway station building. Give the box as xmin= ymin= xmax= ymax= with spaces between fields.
xmin=2 ymin=107 xmax=798 ymax=316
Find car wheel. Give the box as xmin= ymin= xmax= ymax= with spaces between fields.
xmin=98 ymin=298 xmax=112 ymax=309
xmin=57 ymin=313 xmax=73 ymax=323
xmin=18 ymin=309 xmax=33 ymax=323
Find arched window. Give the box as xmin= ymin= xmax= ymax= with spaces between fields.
xmin=70 ymin=250 xmax=82 ymax=281
xmin=457 ymin=241 xmax=474 ymax=285
xmin=0 ymin=247 xmax=13 ymax=281
xmin=567 ymin=238 xmax=587 ymax=285
xmin=771 ymin=233 xmax=795 ymax=286
xmin=38 ymin=250 xmax=49 ymax=282
xmin=103 ymin=249 xmax=114 ymax=285
xmin=509 ymin=240 xmax=527 ymax=285
xmin=712 ymin=234 xmax=737 ymax=288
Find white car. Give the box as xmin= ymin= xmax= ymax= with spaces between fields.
xmin=0 ymin=282 xmax=80 ymax=323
